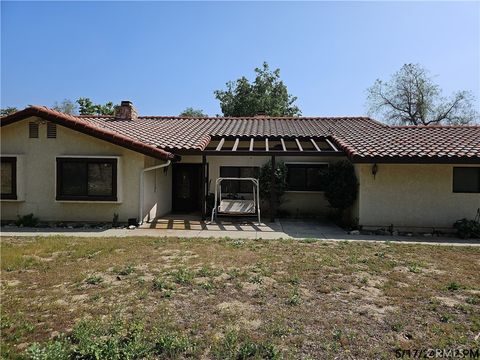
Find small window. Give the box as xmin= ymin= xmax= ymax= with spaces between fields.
xmin=47 ymin=122 xmax=57 ymax=138
xmin=56 ymin=158 xmax=117 ymax=201
xmin=286 ymin=164 xmax=328 ymax=191
xmin=219 ymin=166 xmax=259 ymax=194
xmin=29 ymin=122 xmax=39 ymax=138
xmin=453 ymin=167 xmax=480 ymax=193
xmin=0 ymin=157 xmax=17 ymax=199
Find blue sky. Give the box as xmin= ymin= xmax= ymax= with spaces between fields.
xmin=1 ymin=1 xmax=479 ymax=117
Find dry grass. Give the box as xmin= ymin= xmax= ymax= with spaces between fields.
xmin=1 ymin=236 xmax=479 ymax=359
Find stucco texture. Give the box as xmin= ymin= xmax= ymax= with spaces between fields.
xmin=1 ymin=117 xmax=164 ymax=223
xmin=356 ymin=163 xmax=480 ymax=230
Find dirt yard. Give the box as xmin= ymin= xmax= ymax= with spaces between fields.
xmin=1 ymin=236 xmax=479 ymax=359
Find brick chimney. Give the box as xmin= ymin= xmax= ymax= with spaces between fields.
xmin=115 ymin=100 xmax=138 ymax=120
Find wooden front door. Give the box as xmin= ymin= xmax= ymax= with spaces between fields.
xmin=172 ymin=164 xmax=202 ymax=212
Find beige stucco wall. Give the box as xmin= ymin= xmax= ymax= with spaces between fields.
xmin=1 ymin=117 xmax=168 ymax=223
xmin=179 ymin=154 xmax=346 ymax=217
xmin=142 ymin=157 xmax=172 ymax=222
xmin=356 ymin=163 xmax=480 ymax=230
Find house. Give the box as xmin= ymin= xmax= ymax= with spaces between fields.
xmin=1 ymin=101 xmax=479 ymax=232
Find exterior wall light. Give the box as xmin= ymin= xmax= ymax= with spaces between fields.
xmin=372 ymin=163 xmax=378 ymax=179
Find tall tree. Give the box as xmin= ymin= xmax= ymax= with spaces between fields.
xmin=76 ymin=98 xmax=117 ymax=116
xmin=0 ymin=107 xmax=18 ymax=116
xmin=214 ymin=62 xmax=301 ymax=117
xmin=52 ymin=99 xmax=77 ymax=114
xmin=179 ymin=107 xmax=207 ymax=117
xmin=367 ymin=63 xmax=477 ymax=125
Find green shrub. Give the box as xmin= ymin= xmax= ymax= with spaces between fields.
xmin=154 ymin=330 xmax=194 ymax=357
xmin=117 ymin=264 xmax=135 ymax=276
xmin=171 ymin=267 xmax=194 ymax=284
xmin=453 ymin=218 xmax=480 ymax=239
xmin=323 ymin=160 xmax=358 ymax=216
xmin=85 ymin=275 xmax=103 ymax=285
xmin=259 ymin=160 xmax=287 ymax=213
xmin=25 ymin=338 xmax=71 ymax=360
xmin=15 ymin=213 xmax=39 ymax=227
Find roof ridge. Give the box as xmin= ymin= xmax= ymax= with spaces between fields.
xmin=138 ymin=115 xmax=376 ymax=121
xmin=391 ymin=124 xmax=480 ymax=129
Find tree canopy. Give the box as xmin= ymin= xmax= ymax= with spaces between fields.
xmin=76 ymin=98 xmax=118 ymax=116
xmin=0 ymin=107 xmax=19 ymax=116
xmin=367 ymin=63 xmax=477 ymax=125
xmin=179 ymin=107 xmax=207 ymax=117
xmin=53 ymin=99 xmax=77 ymax=114
xmin=214 ymin=62 xmax=301 ymax=117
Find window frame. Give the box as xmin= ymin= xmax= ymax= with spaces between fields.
xmin=56 ymin=157 xmax=118 ymax=201
xmin=285 ymin=162 xmax=329 ymax=192
xmin=0 ymin=157 xmax=17 ymax=200
xmin=219 ymin=166 xmax=260 ymax=194
xmin=452 ymin=167 xmax=480 ymax=194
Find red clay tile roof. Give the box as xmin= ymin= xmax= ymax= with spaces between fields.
xmin=2 ymin=106 xmax=480 ymax=163
xmin=0 ymin=106 xmax=176 ymax=161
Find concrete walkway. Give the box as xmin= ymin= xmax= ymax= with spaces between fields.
xmin=1 ymin=218 xmax=479 ymax=246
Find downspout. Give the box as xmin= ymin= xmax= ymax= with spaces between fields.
xmin=139 ymin=160 xmax=171 ymax=225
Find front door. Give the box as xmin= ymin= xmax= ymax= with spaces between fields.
xmin=172 ymin=164 xmax=202 ymax=212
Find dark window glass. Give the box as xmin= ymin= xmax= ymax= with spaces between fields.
xmin=57 ymin=158 xmax=117 ymax=200
xmin=286 ymin=164 xmax=328 ymax=191
xmin=219 ymin=166 xmax=259 ymax=194
xmin=453 ymin=167 xmax=480 ymax=193
xmin=0 ymin=157 xmax=16 ymax=199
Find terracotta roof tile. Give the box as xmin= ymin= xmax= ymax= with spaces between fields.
xmin=3 ymin=107 xmax=480 ymax=163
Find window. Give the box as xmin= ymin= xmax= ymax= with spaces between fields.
xmin=1 ymin=157 xmax=17 ymax=199
xmin=286 ymin=163 xmax=328 ymax=191
xmin=453 ymin=167 xmax=480 ymax=193
xmin=47 ymin=122 xmax=57 ymax=138
xmin=56 ymin=158 xmax=117 ymax=201
xmin=219 ymin=166 xmax=259 ymax=194
xmin=29 ymin=122 xmax=39 ymax=138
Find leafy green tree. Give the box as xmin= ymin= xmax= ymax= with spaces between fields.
xmin=0 ymin=107 xmax=18 ymax=116
xmin=259 ymin=160 xmax=288 ymax=214
xmin=324 ymin=160 xmax=358 ymax=213
xmin=76 ymin=98 xmax=118 ymax=116
xmin=214 ymin=62 xmax=301 ymax=117
xmin=367 ymin=63 xmax=477 ymax=125
xmin=52 ymin=99 xmax=77 ymax=114
xmin=179 ymin=107 xmax=207 ymax=117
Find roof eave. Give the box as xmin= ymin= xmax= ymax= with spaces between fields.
xmin=1 ymin=106 xmax=177 ymax=162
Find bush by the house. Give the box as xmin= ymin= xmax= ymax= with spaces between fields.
xmin=323 ymin=160 xmax=358 ymax=223
xmin=15 ymin=213 xmax=39 ymax=227
xmin=453 ymin=218 xmax=480 ymax=239
xmin=259 ymin=160 xmax=287 ymax=214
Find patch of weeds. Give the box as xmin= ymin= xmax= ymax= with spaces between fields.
xmin=152 ymin=277 xmax=175 ymax=298
xmin=154 ymin=330 xmax=195 ymax=358
xmin=268 ymin=320 xmax=291 ymax=337
xmin=170 ymin=267 xmax=194 ymax=285
xmin=89 ymin=293 xmax=101 ymax=302
xmin=332 ymin=329 xmax=343 ymax=343
xmin=248 ymin=274 xmax=262 ymax=284
xmin=446 ymin=281 xmax=463 ymax=292
xmin=85 ymin=275 xmax=103 ymax=285
xmin=407 ymin=262 xmax=422 ymax=273
xmin=200 ymin=281 xmax=215 ymax=292
xmin=212 ymin=330 xmax=280 ymax=360
xmin=391 ymin=323 xmax=404 ymax=332
xmin=138 ymin=289 xmax=149 ymax=300
xmin=197 ymin=265 xmax=221 ymax=278
xmin=440 ymin=314 xmax=452 ymax=323
xmin=15 ymin=213 xmax=39 ymax=227
xmin=231 ymin=240 xmax=245 ymax=248
xmin=117 ymin=264 xmax=135 ymax=276
xmin=26 ymin=319 xmax=151 ymax=360
xmin=286 ymin=287 xmax=301 ymax=306
xmin=322 ymin=256 xmax=338 ymax=267
xmin=360 ymin=276 xmax=368 ymax=285
xmin=287 ymin=274 xmax=301 ymax=286
xmin=466 ymin=296 xmax=479 ymax=305
xmin=227 ymin=268 xmax=241 ymax=279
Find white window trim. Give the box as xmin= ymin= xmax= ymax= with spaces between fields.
xmin=54 ymin=155 xmax=123 ymax=203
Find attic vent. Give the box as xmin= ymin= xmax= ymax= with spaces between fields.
xmin=29 ymin=122 xmax=39 ymax=138
xmin=47 ymin=122 xmax=57 ymax=138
